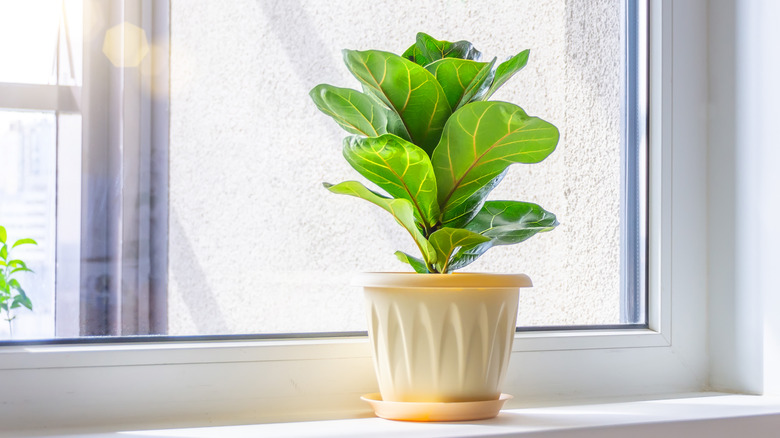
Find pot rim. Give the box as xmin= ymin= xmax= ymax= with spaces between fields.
xmin=352 ymin=272 xmax=532 ymax=289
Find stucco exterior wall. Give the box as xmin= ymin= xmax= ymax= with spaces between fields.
xmin=168 ymin=0 xmax=622 ymax=334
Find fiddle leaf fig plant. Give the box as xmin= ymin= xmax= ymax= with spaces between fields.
xmin=0 ymin=225 xmax=37 ymax=337
xmin=311 ymin=32 xmax=560 ymax=273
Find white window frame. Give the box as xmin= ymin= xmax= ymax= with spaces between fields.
xmin=5 ymin=0 xmax=777 ymax=431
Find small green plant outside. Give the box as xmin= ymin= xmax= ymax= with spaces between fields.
xmin=0 ymin=225 xmax=37 ymax=337
xmin=311 ymin=32 xmax=560 ymax=273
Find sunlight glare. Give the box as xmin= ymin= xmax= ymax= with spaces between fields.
xmin=0 ymin=0 xmax=59 ymax=84
xmin=102 ymin=22 xmax=150 ymax=68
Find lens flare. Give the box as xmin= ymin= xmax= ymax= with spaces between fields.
xmin=102 ymin=22 xmax=149 ymax=68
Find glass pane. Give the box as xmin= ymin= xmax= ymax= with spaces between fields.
xmin=0 ymin=0 xmax=640 ymax=341
xmin=0 ymin=110 xmax=57 ymax=340
xmin=0 ymin=0 xmax=82 ymax=85
xmin=167 ymin=0 xmax=626 ymax=335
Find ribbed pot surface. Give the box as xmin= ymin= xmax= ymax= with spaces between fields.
xmin=359 ymin=273 xmax=527 ymax=403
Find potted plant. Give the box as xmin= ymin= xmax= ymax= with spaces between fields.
xmin=0 ymin=225 xmax=37 ymax=338
xmin=310 ymin=32 xmax=559 ymax=421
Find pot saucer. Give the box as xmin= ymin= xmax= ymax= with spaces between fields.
xmin=360 ymin=393 xmax=513 ymax=422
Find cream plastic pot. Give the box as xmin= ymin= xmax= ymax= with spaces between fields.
xmin=355 ymin=273 xmax=531 ymax=403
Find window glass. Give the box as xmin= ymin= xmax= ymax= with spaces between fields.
xmin=0 ymin=0 xmax=641 ymax=341
xmin=168 ymin=0 xmax=625 ymax=335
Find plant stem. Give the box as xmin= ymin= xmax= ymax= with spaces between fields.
xmin=2 ymin=253 xmax=14 ymax=339
xmin=2 ymin=262 xmax=8 ymax=338
xmin=5 ymin=309 xmax=12 ymax=339
xmin=422 ymin=223 xmax=441 ymax=273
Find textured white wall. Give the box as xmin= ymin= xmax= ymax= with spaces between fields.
xmin=168 ymin=0 xmax=621 ymax=334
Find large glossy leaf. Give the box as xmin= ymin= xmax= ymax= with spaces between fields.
xmin=402 ymin=43 xmax=431 ymax=67
xmin=428 ymin=228 xmax=490 ymax=273
xmin=434 ymin=168 xmax=508 ymax=229
xmin=425 ymin=57 xmax=496 ymax=111
xmin=309 ymin=84 xmax=407 ymax=139
xmin=467 ymin=201 xmax=559 ymax=241
xmin=342 ymin=49 xmax=451 ymax=154
xmin=0 ymin=226 xmax=6 ymax=244
xmin=432 ymin=101 xmax=559 ymax=227
xmin=448 ymin=201 xmax=558 ymax=271
xmin=394 ymin=251 xmax=429 ymax=273
xmin=415 ymin=32 xmax=481 ymax=63
xmin=481 ymin=50 xmax=530 ymax=100
xmin=343 ymin=134 xmax=439 ymax=229
xmin=323 ymin=181 xmax=436 ymax=265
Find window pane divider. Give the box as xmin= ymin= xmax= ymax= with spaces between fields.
xmin=0 ymin=83 xmax=80 ymax=112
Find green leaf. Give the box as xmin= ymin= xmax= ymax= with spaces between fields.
xmin=324 ymin=181 xmax=436 ymax=265
xmin=415 ymin=32 xmax=481 ymax=63
xmin=309 ymin=84 xmax=407 ymax=139
xmin=0 ymin=226 xmax=6 ymax=244
xmin=425 ymin=57 xmax=496 ymax=111
xmin=7 ymin=260 xmax=27 ymax=270
xmin=467 ymin=201 xmax=559 ymax=242
xmin=10 ymin=267 xmax=32 ymax=275
xmin=12 ymin=291 xmax=32 ymax=311
xmin=402 ymin=43 xmax=431 ymax=66
xmin=12 ymin=238 xmax=37 ymax=249
xmin=394 ymin=251 xmax=429 ymax=273
xmin=448 ymin=201 xmax=559 ymax=271
xmin=428 ymin=228 xmax=491 ymax=273
xmin=481 ymin=50 xmax=530 ymax=100
xmin=343 ymin=134 xmax=439 ymax=229
xmin=0 ymin=244 xmax=7 ymax=261
xmin=9 ymin=278 xmax=21 ymax=291
xmin=342 ymin=49 xmax=452 ymax=154
xmin=432 ymin=101 xmax=559 ymax=227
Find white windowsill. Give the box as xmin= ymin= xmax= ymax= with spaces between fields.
xmin=13 ymin=393 xmax=780 ymax=438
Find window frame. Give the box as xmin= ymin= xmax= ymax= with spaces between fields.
xmin=0 ymin=0 xmax=726 ymax=431
xmin=620 ymin=0 xmax=648 ymax=325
